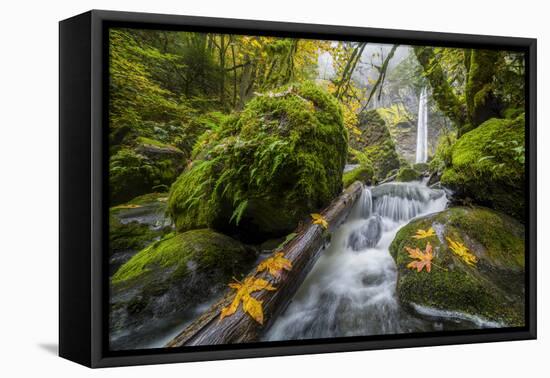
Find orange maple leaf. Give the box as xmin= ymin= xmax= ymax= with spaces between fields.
xmin=406 ymin=242 xmax=434 ymax=273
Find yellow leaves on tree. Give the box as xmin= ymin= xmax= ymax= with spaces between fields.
xmin=310 ymin=213 xmax=328 ymax=230
xmin=406 ymin=242 xmax=433 ymax=273
xmin=446 ymin=237 xmax=478 ymax=266
xmin=219 ymin=277 xmax=276 ymax=325
xmin=256 ymin=252 xmax=292 ymax=278
xmin=412 ymin=227 xmax=435 ymax=239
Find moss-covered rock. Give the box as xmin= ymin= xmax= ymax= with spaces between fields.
xmin=168 ymin=82 xmax=347 ymax=241
xmin=110 ymin=229 xmax=257 ymax=346
xmin=441 ymin=115 xmax=525 ymax=221
xmin=109 ymin=215 xmax=161 ymax=255
xmin=389 ymin=206 xmax=525 ymax=327
xmin=110 ymin=139 xmax=186 ymax=205
xmin=413 ymin=162 xmax=429 ymax=172
xmin=343 ymin=164 xmax=374 ymax=188
xmin=109 ymin=192 xmax=173 ymax=274
xmin=356 ymin=110 xmax=400 ymax=182
xmin=396 ymin=166 xmax=421 ymax=182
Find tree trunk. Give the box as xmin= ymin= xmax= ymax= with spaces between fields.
xmin=230 ymin=36 xmax=238 ymax=108
xmin=166 ymin=181 xmax=364 ymax=347
xmin=219 ymin=35 xmax=226 ymax=109
xmin=464 ymin=49 xmax=502 ymax=132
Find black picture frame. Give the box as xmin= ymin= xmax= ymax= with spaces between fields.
xmin=59 ymin=9 xmax=537 ymax=368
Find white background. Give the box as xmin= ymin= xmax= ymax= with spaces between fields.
xmin=0 ymin=0 xmax=547 ymax=376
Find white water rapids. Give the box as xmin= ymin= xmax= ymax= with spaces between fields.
xmin=265 ymin=181 xmax=452 ymax=341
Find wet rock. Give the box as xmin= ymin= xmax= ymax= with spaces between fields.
xmin=347 ymin=215 xmax=383 ymax=251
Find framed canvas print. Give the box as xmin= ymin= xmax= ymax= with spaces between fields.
xmin=59 ymin=10 xmax=537 ymax=368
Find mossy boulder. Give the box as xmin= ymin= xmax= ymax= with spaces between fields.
xmin=168 ymin=82 xmax=347 ymax=241
xmin=389 ymin=206 xmax=525 ymax=327
xmin=396 ymin=166 xmax=421 ymax=182
xmin=441 ymin=115 xmax=525 ymax=221
xmin=343 ymin=164 xmax=374 ymax=188
xmin=356 ymin=110 xmax=400 ymax=182
xmin=110 ymin=229 xmax=257 ymax=348
xmin=110 ymin=139 xmax=186 ymax=205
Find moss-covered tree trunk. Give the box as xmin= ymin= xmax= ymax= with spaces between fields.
xmin=464 ymin=49 xmax=502 ymax=132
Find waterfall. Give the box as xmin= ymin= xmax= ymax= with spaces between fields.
xmin=416 ymin=87 xmax=428 ymax=163
xmin=265 ymin=181 xmax=449 ymax=341
xmin=356 ymin=186 xmax=373 ymax=218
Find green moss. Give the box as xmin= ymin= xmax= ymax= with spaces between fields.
xmin=136 ymin=136 xmax=183 ymax=153
xmin=389 ymin=206 xmax=525 ymax=326
xmin=116 ymin=192 xmax=168 ymax=207
xmin=429 ymin=131 xmax=457 ymax=174
xmin=503 ymin=107 xmax=523 ymax=119
xmin=357 ymin=110 xmax=400 ymax=182
xmin=413 ymin=162 xmax=429 ymax=172
xmin=168 ymin=82 xmax=347 ymax=240
xmin=441 ymin=115 xmax=525 ymax=220
xmin=109 ymin=193 xmax=171 ymax=254
xmin=110 ymin=147 xmax=185 ymax=205
xmin=343 ymin=164 xmax=374 ymax=188
xmin=109 ymin=215 xmax=163 ymax=255
xmin=396 ymin=166 xmax=421 ymax=182
xmin=465 ymin=49 xmax=501 ymax=129
xmin=112 ymin=229 xmax=255 ymax=285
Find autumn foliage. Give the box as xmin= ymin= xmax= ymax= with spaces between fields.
xmin=406 ymin=242 xmax=433 ymax=273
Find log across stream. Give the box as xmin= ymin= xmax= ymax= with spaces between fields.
xmin=167 ymin=181 xmax=364 ymax=346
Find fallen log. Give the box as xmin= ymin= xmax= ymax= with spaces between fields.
xmin=166 ymin=181 xmax=364 ymax=347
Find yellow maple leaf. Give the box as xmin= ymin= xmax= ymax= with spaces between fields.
xmin=219 ymin=277 xmax=276 ymax=324
xmin=406 ymin=242 xmax=433 ymax=273
xmin=310 ymin=213 xmax=328 ymax=230
xmin=242 ymin=295 xmax=264 ymax=324
xmin=446 ymin=237 xmax=478 ymax=266
xmin=412 ymin=227 xmax=436 ymax=239
xmin=256 ymin=252 xmax=292 ymax=278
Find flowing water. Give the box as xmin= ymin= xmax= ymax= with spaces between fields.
xmin=265 ymin=181 xmax=494 ymax=341
xmin=415 ymin=87 xmax=428 ymax=164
